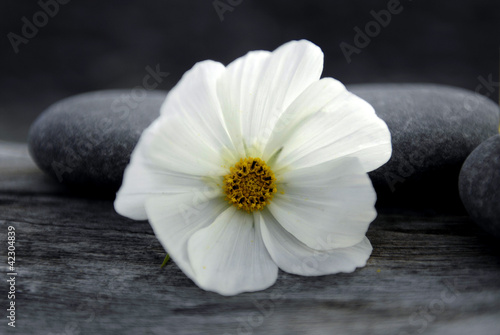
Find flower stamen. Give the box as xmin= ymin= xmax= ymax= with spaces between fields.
xmin=223 ymin=157 xmax=277 ymax=212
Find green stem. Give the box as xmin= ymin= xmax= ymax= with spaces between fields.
xmin=160 ymin=254 xmax=170 ymax=268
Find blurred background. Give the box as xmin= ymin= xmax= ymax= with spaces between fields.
xmin=1 ymin=0 xmax=499 ymax=142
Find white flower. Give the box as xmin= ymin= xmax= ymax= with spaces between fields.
xmin=114 ymin=40 xmax=392 ymax=296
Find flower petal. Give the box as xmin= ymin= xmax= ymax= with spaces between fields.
xmin=187 ymin=207 xmax=278 ymax=296
xmin=271 ymin=85 xmax=391 ymax=172
xmin=114 ymin=146 xmax=212 ymax=220
xmin=263 ymin=77 xmax=346 ymax=161
xmin=145 ymin=194 xmax=228 ymax=282
xmin=269 ymin=157 xmax=377 ymax=250
xmin=217 ymin=40 xmax=323 ymax=155
xmin=160 ymin=60 xmax=238 ymax=158
xmin=114 ymin=114 xmax=227 ymax=220
xmin=140 ymin=114 xmax=230 ymax=176
xmin=260 ymin=210 xmax=372 ymax=276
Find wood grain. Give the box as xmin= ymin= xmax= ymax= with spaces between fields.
xmin=1 ymin=142 xmax=499 ymax=335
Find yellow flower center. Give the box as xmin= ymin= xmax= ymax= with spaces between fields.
xmin=223 ymin=157 xmax=277 ymax=212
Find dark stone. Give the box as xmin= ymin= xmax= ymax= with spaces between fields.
xmin=29 ymin=84 xmax=499 ymax=207
xmin=348 ymin=84 xmax=500 ymax=212
xmin=459 ymin=135 xmax=500 ymax=238
xmin=28 ymin=90 xmax=167 ymax=193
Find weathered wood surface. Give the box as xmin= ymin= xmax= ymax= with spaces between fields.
xmin=1 ymin=141 xmax=500 ymax=335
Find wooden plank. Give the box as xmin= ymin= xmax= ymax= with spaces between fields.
xmin=1 ymin=142 xmax=499 ymax=335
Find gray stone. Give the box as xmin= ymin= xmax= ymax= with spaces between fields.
xmin=29 ymin=85 xmax=499 ymax=207
xmin=348 ymin=83 xmax=500 ymax=211
xmin=28 ymin=90 xmax=167 ymax=193
xmin=459 ymin=135 xmax=500 ymax=238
